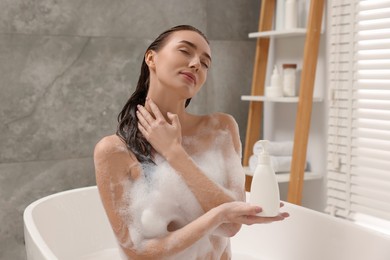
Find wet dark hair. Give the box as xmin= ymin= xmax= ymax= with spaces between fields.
xmin=116 ymin=25 xmax=209 ymax=164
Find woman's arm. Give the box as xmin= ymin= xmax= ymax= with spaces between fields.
xmin=136 ymin=201 xmax=286 ymax=259
xmin=94 ymin=135 xmax=280 ymax=259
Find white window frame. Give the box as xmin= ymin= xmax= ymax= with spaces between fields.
xmin=326 ymin=0 xmax=390 ymax=236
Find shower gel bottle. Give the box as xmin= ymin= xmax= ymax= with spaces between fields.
xmin=249 ymin=140 xmax=280 ymax=217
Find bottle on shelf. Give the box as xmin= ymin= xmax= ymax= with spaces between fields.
xmin=275 ymin=0 xmax=286 ymax=31
xmin=282 ymin=63 xmax=297 ymax=97
xmin=285 ymin=0 xmax=298 ymax=29
xmin=249 ymin=140 xmax=280 ymax=217
xmin=266 ymin=65 xmax=283 ymax=97
xmin=297 ymin=0 xmax=307 ymax=28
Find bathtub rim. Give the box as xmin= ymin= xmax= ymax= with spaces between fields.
xmin=23 ymin=185 xmax=98 ymax=260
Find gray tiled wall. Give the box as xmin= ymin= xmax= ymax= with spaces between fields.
xmin=0 ymin=0 xmax=260 ymax=258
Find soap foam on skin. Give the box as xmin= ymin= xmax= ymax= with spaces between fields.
xmin=115 ymin=117 xmax=245 ymax=259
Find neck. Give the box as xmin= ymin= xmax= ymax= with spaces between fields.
xmin=146 ymin=92 xmax=197 ymax=136
xmin=145 ymin=76 xmax=199 ymax=135
xmin=145 ymin=87 xmax=188 ymax=122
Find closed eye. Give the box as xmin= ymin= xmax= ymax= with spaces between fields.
xmin=201 ymin=62 xmax=209 ymax=69
xmin=179 ymin=48 xmax=209 ymax=69
xmin=179 ymin=49 xmax=190 ymax=55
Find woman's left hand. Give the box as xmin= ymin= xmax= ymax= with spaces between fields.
xmin=136 ymin=98 xmax=182 ymax=158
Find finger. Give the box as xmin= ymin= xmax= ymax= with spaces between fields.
xmin=233 ymin=203 xmax=262 ymax=215
xmin=167 ymin=112 xmax=180 ymax=128
xmin=271 ymin=215 xmax=286 ymax=221
xmin=280 ymin=212 xmax=290 ymax=218
xmin=245 ymin=215 xmax=273 ymax=223
xmin=244 ymin=215 xmax=275 ymax=225
xmin=245 ymin=212 xmax=289 ymax=224
xmin=147 ymin=98 xmax=165 ymax=120
xmin=136 ymin=110 xmax=151 ymax=130
xmin=137 ymin=104 xmax=155 ymax=125
xmin=266 ymin=212 xmax=289 ymax=221
xmin=249 ymin=205 xmax=262 ymax=215
xmin=242 ymin=216 xmax=259 ymax=225
xmin=138 ymin=123 xmax=149 ymax=139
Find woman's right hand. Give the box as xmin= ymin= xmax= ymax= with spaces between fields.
xmin=217 ymin=201 xmax=289 ymax=226
xmin=136 ymin=98 xmax=183 ymax=159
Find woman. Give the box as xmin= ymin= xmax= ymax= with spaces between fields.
xmin=94 ymin=25 xmax=289 ymax=260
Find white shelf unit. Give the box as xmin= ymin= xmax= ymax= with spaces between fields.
xmin=244 ymin=167 xmax=322 ymax=184
xmin=241 ymin=95 xmax=323 ymax=103
xmin=243 ymin=28 xmax=324 ymax=189
xmin=248 ymin=29 xmax=307 ymax=39
xmin=243 ymin=0 xmax=326 ymax=203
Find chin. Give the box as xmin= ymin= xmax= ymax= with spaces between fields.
xmin=179 ymin=87 xmax=198 ymax=99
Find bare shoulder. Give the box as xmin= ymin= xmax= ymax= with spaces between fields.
xmin=208 ymin=112 xmax=239 ymax=133
xmin=206 ymin=113 xmax=242 ymax=154
xmin=94 ymin=135 xmax=128 ymax=156
xmin=94 ymin=135 xmax=139 ymax=181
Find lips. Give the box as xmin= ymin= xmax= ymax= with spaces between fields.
xmin=180 ymin=72 xmax=196 ymax=84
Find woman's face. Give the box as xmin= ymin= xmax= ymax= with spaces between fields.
xmin=148 ymin=30 xmax=211 ymax=99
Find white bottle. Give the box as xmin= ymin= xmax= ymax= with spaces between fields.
xmin=270 ymin=66 xmax=281 ymax=88
xmin=275 ymin=0 xmax=286 ymax=31
xmin=297 ymin=0 xmax=307 ymax=28
xmin=282 ymin=63 xmax=297 ymax=96
xmin=266 ymin=66 xmax=283 ymax=97
xmin=285 ymin=0 xmax=298 ymax=30
xmin=249 ymin=140 xmax=280 ymax=217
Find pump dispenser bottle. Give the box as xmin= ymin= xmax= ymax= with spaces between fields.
xmin=249 ymin=140 xmax=280 ymax=217
xmin=266 ymin=66 xmax=283 ymax=97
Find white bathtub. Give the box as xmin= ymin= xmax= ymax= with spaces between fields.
xmin=24 ymin=186 xmax=390 ymax=260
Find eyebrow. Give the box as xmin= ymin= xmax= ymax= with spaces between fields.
xmin=178 ymin=40 xmax=212 ymax=62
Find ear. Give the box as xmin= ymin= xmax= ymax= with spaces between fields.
xmin=145 ymin=50 xmax=156 ymax=69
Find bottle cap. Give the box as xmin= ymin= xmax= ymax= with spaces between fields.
xmin=272 ymin=65 xmax=279 ymax=75
xmin=257 ymin=140 xmax=271 ymax=165
xmin=282 ymin=63 xmax=297 ymax=69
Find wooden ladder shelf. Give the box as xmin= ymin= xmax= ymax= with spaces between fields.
xmin=243 ymin=0 xmax=325 ymax=205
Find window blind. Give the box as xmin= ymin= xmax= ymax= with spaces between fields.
xmin=327 ymin=0 xmax=390 ymax=233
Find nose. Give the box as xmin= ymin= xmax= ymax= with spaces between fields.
xmin=189 ymin=56 xmax=201 ymax=70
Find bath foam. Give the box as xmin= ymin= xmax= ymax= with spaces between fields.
xmin=117 ymin=127 xmax=245 ymax=259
